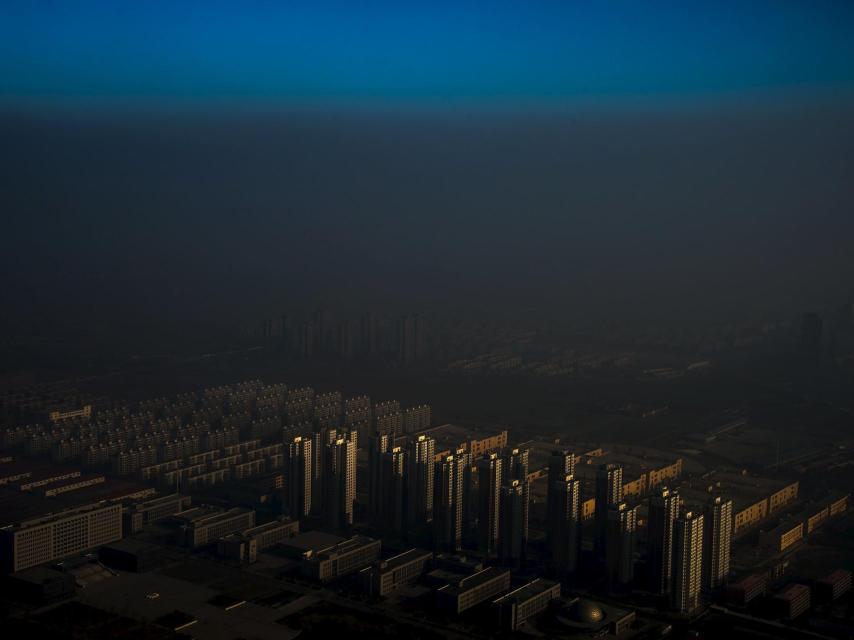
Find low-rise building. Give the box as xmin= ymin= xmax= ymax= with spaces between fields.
xmin=436 ymin=567 xmax=512 ymax=614
xmin=759 ymin=518 xmax=803 ymax=553
xmin=554 ymin=598 xmax=636 ymax=636
xmin=0 ymin=501 xmax=122 ymax=572
xmin=281 ymin=531 xmax=381 ymax=582
xmin=816 ymin=569 xmax=852 ymax=602
xmin=725 ymin=573 xmax=768 ymax=606
xmin=364 ymin=548 xmax=432 ymax=596
xmin=492 ymin=579 xmax=561 ymax=631
xmin=773 ymin=583 xmax=810 ymax=619
xmin=170 ymin=507 xmax=255 ymax=547
xmin=123 ymin=493 xmax=192 ymax=533
xmin=99 ymin=538 xmax=163 ymax=572
xmin=829 ymin=493 xmax=848 ymax=517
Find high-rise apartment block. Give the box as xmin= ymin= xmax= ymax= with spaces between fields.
xmin=648 ymin=486 xmax=680 ymax=595
xmin=406 ymin=435 xmax=436 ymax=531
xmin=434 ymin=452 xmax=467 ymax=552
xmin=551 ymin=474 xmax=581 ymax=576
xmin=606 ymin=502 xmax=637 ymax=591
xmin=368 ymin=433 xmax=391 ymax=519
xmin=673 ymin=511 xmax=705 ymax=613
xmin=499 ymin=479 xmax=527 ymax=567
xmin=596 ymin=463 xmax=624 ymax=559
xmin=324 ymin=433 xmax=357 ymax=529
xmin=704 ymin=496 xmax=732 ymax=592
xmin=477 ymin=453 xmax=503 ymax=556
xmin=380 ymin=446 xmax=406 ymax=535
xmin=284 ymin=436 xmax=312 ymax=518
xmin=547 ymin=450 xmax=574 ymax=546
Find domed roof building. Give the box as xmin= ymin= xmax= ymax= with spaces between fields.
xmin=570 ymin=599 xmax=605 ymax=624
xmin=553 ymin=597 xmax=635 ymax=636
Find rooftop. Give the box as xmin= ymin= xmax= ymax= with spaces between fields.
xmin=101 ymin=538 xmax=162 ymax=555
xmin=0 ymin=488 xmax=118 ymax=529
xmin=243 ymin=517 xmax=297 ymax=537
xmin=377 ymin=548 xmax=431 ymax=571
xmin=493 ymin=578 xmax=560 ymax=605
xmin=281 ymin=530 xmax=345 ymax=552
xmin=437 ymin=567 xmax=510 ymax=596
xmin=776 ymin=583 xmax=811 ymax=601
xmin=819 ymin=569 xmax=851 ymax=585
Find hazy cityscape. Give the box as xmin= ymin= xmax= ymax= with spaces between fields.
xmin=2 ymin=2 xmax=854 ymax=640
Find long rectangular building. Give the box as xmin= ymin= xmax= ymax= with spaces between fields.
xmin=172 ymin=507 xmax=256 ymax=547
xmin=492 ymin=579 xmax=561 ymax=631
xmin=299 ymin=534 xmax=382 ymax=582
xmin=123 ymin=493 xmax=192 ymax=533
xmin=1 ymin=501 xmax=122 ymax=572
xmin=368 ymin=548 xmax=432 ymax=596
xmin=436 ymin=567 xmax=512 ymax=614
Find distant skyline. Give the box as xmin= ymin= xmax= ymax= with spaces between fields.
xmin=3 ymin=1 xmax=854 ymax=109
xmin=2 ymin=2 xmax=853 ymax=353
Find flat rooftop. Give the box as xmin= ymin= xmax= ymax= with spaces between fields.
xmin=438 ymin=567 xmax=510 ymax=596
xmin=130 ymin=493 xmax=186 ymax=509
xmin=101 ymin=538 xmax=162 ymax=555
xmin=1 ymin=462 xmax=80 ymax=487
xmin=281 ymin=530 xmax=345 ymax=552
xmin=185 ymin=507 xmax=253 ymax=527
xmin=318 ymin=535 xmax=379 ymax=557
xmin=1 ymin=495 xmax=117 ymax=530
xmin=0 ymin=485 xmax=123 ymax=526
xmin=775 ymin=583 xmax=810 ymax=601
xmin=493 ymin=578 xmax=560 ymax=605
xmin=377 ymin=548 xmax=431 ymax=571
xmin=680 ymin=470 xmax=797 ymax=509
xmin=413 ymin=423 xmax=506 ymax=450
xmin=243 ymin=517 xmax=297 ymax=537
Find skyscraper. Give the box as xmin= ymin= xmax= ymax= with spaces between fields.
xmin=547 ymin=450 xmax=574 ymax=547
xmin=648 ymin=486 xmax=681 ymax=595
xmin=456 ymin=447 xmax=475 ymax=533
xmin=477 ymin=453 xmax=503 ymax=556
xmin=503 ymin=447 xmax=530 ymax=484
xmin=551 ymin=474 xmax=581 ymax=577
xmin=380 ymin=446 xmax=406 ymax=535
xmin=311 ymin=427 xmax=338 ymax=516
xmin=406 ymin=435 xmax=435 ymax=533
xmin=324 ymin=433 xmax=356 ymax=529
xmin=704 ymin=496 xmax=733 ymax=592
xmin=368 ymin=433 xmax=391 ymax=519
xmin=498 ymin=480 xmax=527 ymax=567
xmin=606 ymin=502 xmax=638 ymax=591
xmin=434 ymin=453 xmax=466 ymax=552
xmin=283 ymin=436 xmax=312 ymax=519
xmin=503 ymin=447 xmax=530 ymax=550
xmin=596 ymin=463 xmax=624 ymax=559
xmin=673 ymin=511 xmax=705 ymax=613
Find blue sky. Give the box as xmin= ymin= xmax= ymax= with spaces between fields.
xmin=2 ymin=1 xmax=854 ymax=107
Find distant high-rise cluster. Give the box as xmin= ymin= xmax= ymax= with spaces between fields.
xmin=397 ymin=313 xmax=425 ymax=364
xmin=244 ymin=309 xmax=431 ymax=365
